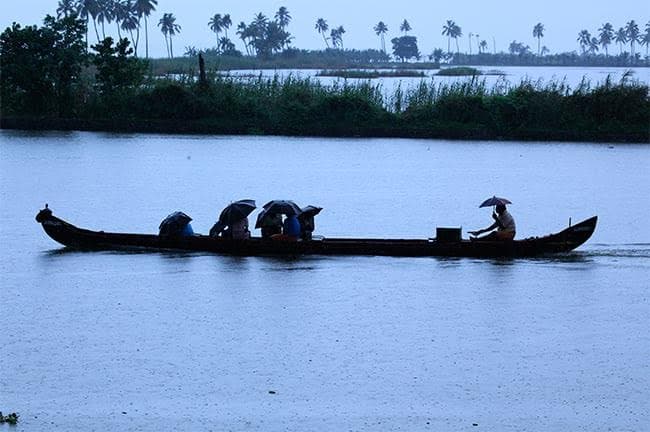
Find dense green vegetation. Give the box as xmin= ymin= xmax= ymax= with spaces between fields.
xmin=1 ymin=15 xmax=649 ymax=143
xmin=436 ymin=67 xmax=481 ymax=76
xmin=0 ymin=412 xmax=19 ymax=425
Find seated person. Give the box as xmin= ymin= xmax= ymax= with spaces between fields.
xmin=298 ymin=213 xmax=315 ymax=241
xmin=209 ymin=221 xmax=226 ymax=238
xmin=280 ymin=214 xmax=301 ymax=240
xmin=468 ymin=203 xmax=516 ymax=241
xmin=230 ymin=217 xmax=251 ymax=240
xmin=261 ymin=212 xmax=283 ymax=239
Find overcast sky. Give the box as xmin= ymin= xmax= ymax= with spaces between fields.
xmin=2 ymin=0 xmax=648 ymax=58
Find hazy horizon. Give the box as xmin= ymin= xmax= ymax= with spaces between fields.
xmin=2 ymin=0 xmax=648 ymax=59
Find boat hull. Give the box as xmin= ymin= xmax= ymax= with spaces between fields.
xmin=36 ymin=208 xmax=597 ymax=258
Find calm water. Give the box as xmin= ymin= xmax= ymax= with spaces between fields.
xmin=1 ymin=130 xmax=649 ymax=431
xmin=229 ymin=66 xmax=650 ymax=96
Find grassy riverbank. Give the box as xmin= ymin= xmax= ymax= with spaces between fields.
xmin=2 ymin=75 xmax=649 ymax=143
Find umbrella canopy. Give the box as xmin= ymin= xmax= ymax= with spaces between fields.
xmin=479 ymin=196 xmax=512 ymax=208
xmin=159 ymin=211 xmax=192 ymax=236
xmin=255 ymin=200 xmax=302 ymax=229
xmin=218 ymin=199 xmax=256 ymax=225
xmin=298 ymin=205 xmax=322 ymax=219
xmin=261 ymin=200 xmax=302 ymax=216
xmin=254 ymin=208 xmax=279 ymax=229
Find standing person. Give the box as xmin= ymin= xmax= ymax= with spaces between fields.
xmin=469 ymin=203 xmax=516 ymax=240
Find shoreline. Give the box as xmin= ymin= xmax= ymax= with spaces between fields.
xmin=1 ymin=117 xmax=648 ymax=143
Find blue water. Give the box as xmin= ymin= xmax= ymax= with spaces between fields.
xmin=1 ymin=130 xmax=648 ymax=431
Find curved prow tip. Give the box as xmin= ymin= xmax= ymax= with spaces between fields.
xmin=566 ymin=215 xmax=598 ymax=243
xmin=35 ymin=204 xmax=53 ymax=223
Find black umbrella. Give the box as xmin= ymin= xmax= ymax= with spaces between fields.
xmin=261 ymin=200 xmax=302 ymax=216
xmin=159 ymin=211 xmax=192 ymax=236
xmin=479 ymin=196 xmax=512 ymax=208
xmin=218 ymin=199 xmax=256 ymax=225
xmin=298 ymin=205 xmax=322 ymax=220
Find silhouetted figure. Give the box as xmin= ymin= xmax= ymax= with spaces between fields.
xmin=469 ymin=203 xmax=516 ymax=241
xmin=198 ymin=53 xmax=207 ymax=89
xmin=260 ymin=213 xmax=283 ymax=239
xmin=282 ymin=214 xmax=301 ymax=240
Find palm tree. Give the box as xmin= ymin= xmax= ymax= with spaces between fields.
xmin=400 ymin=19 xmax=411 ymax=35
xmin=252 ymin=13 xmax=268 ymax=30
xmin=77 ymin=0 xmax=101 ymax=44
xmin=442 ymin=20 xmax=455 ymax=53
xmin=120 ymin=1 xmax=139 ymax=52
xmin=134 ymin=0 xmax=157 ymax=58
xmin=468 ymin=32 xmax=473 ymax=54
xmin=625 ymin=20 xmax=640 ymax=56
xmin=577 ymin=30 xmax=591 ymax=54
xmin=96 ymin=0 xmax=115 ymax=40
xmin=208 ymin=14 xmax=224 ymax=47
xmin=275 ymin=7 xmax=291 ymax=30
xmin=643 ymin=21 xmax=650 ymax=57
xmin=112 ymin=0 xmax=130 ymax=39
xmin=315 ymin=18 xmax=329 ymax=48
xmin=598 ymin=23 xmax=614 ymax=56
xmin=218 ymin=36 xmax=235 ymax=53
xmin=479 ymin=39 xmax=488 ymax=54
xmin=158 ymin=12 xmax=181 ymax=58
xmin=614 ymin=27 xmax=628 ymax=54
xmin=533 ymin=23 xmax=544 ymax=56
xmin=222 ymin=14 xmax=232 ymax=39
xmin=237 ymin=21 xmax=250 ymax=55
xmin=451 ymin=23 xmax=462 ymax=55
xmin=330 ymin=26 xmax=345 ymax=49
xmin=57 ymin=0 xmax=77 ymax=18
xmin=373 ymin=21 xmax=388 ymax=53
xmin=443 ymin=20 xmax=462 ymax=54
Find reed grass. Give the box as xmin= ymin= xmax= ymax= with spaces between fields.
xmin=4 ymin=73 xmax=648 ymax=142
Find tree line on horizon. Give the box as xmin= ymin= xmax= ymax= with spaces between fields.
xmin=48 ymin=0 xmax=650 ymax=63
xmin=1 ymin=13 xmax=648 ymax=143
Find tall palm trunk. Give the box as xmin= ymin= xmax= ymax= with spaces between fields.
xmin=322 ymin=33 xmax=329 ymax=48
xmin=93 ymin=19 xmax=100 ymax=43
xmin=134 ymin=27 xmax=140 ymax=56
xmin=145 ymin=16 xmax=150 ymax=58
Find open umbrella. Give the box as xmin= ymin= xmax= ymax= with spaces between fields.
xmin=298 ymin=205 xmax=323 ymax=218
xmin=262 ymin=200 xmax=302 ymax=215
xmin=218 ymin=199 xmax=256 ymax=225
xmin=479 ymin=196 xmax=512 ymax=208
xmin=255 ymin=200 xmax=302 ymax=229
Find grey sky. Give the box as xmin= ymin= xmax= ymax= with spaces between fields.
xmin=2 ymin=0 xmax=647 ymax=58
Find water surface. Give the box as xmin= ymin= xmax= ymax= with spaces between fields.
xmin=1 ymin=131 xmax=648 ymax=431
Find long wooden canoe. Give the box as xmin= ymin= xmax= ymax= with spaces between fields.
xmin=36 ymin=206 xmax=597 ymax=258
